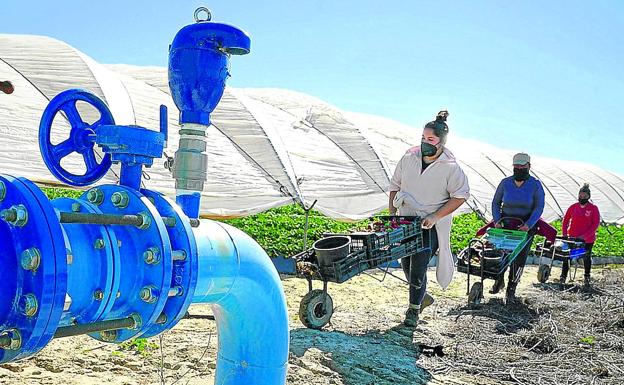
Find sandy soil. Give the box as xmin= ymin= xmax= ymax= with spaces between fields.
xmin=1 ymin=265 xmax=623 ymax=385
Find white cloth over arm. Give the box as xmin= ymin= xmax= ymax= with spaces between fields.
xmin=389 ymin=146 xmax=470 ymax=289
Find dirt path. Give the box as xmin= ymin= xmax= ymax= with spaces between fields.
xmin=2 ymin=266 xmax=623 ymax=385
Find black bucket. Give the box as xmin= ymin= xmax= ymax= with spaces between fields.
xmin=313 ymin=236 xmax=351 ymax=267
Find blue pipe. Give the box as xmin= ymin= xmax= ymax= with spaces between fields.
xmin=191 ymin=220 xmax=289 ymax=385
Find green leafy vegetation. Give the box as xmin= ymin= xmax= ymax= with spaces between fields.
xmin=117 ymin=338 xmax=159 ymax=357
xmin=38 ymin=187 xmax=624 ymax=257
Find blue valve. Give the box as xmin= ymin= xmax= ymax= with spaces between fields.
xmin=38 ymin=89 xmax=115 ymax=186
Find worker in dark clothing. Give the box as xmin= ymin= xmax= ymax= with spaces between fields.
xmin=490 ymin=153 xmax=545 ymax=303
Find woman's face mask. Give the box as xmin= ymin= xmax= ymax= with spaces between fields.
xmin=513 ymin=167 xmax=530 ymax=181
xmin=578 ymin=192 xmax=590 ymax=205
xmin=421 ymin=129 xmax=441 ymax=157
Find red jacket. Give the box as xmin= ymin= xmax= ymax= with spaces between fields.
xmin=562 ymin=202 xmax=600 ymax=243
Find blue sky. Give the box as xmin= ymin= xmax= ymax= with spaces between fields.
xmin=3 ymin=1 xmax=623 ymax=173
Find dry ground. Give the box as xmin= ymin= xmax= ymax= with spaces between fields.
xmin=2 ymin=265 xmax=623 ymax=385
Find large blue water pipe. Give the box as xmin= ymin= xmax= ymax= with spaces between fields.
xmin=0 ymin=8 xmax=288 ymax=385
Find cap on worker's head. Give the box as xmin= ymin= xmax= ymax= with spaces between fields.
xmin=512 ymin=152 xmax=530 ymax=166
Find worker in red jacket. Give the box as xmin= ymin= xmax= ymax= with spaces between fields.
xmin=560 ymin=183 xmax=600 ymax=288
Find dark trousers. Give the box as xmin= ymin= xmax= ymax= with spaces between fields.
xmin=561 ymin=243 xmax=594 ymax=279
xmin=507 ymin=234 xmax=534 ymax=286
xmin=400 ymin=227 xmax=439 ymax=306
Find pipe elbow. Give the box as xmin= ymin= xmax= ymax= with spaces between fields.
xmin=192 ymin=220 xmax=288 ymax=385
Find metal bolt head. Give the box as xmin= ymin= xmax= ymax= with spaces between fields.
xmin=143 ymin=247 xmax=161 ymax=265
xmin=111 ymin=191 xmax=129 ymax=208
xmin=139 ymin=286 xmax=158 ymax=304
xmin=71 ymin=202 xmax=81 ymax=212
xmin=137 ymin=211 xmax=151 ymax=230
xmin=100 ymin=330 xmax=118 ymax=342
xmin=86 ymin=189 xmax=104 ymax=205
xmin=93 ymin=290 xmax=104 ymax=301
xmin=0 ymin=329 xmax=22 ymax=350
xmin=0 ymin=180 xmax=6 ymax=201
xmin=2 ymin=205 xmax=28 ymax=227
xmin=94 ymin=238 xmax=105 ymax=249
xmin=20 ymin=294 xmax=38 ymax=317
xmin=129 ymin=313 xmax=142 ymax=330
xmin=20 ymin=248 xmax=41 ymax=271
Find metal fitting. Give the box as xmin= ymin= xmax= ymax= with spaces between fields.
xmin=137 ymin=211 xmax=151 ymax=230
xmin=0 ymin=180 xmax=6 ymax=201
xmin=64 ymin=293 xmax=72 ymax=311
xmin=139 ymin=285 xmax=158 ymax=304
xmin=143 ymin=247 xmax=161 ymax=265
xmin=129 ymin=313 xmax=143 ymax=330
xmin=0 ymin=329 xmax=22 ymax=350
xmin=20 ymin=294 xmax=39 ymax=317
xmin=71 ymin=202 xmax=82 ymax=212
xmin=172 ymin=250 xmax=187 ymax=261
xmin=163 ymin=216 xmax=177 ymax=227
xmin=93 ymin=290 xmax=104 ymax=301
xmin=94 ymin=238 xmax=105 ymax=250
xmin=168 ymin=286 xmax=184 ymax=297
xmin=86 ymin=188 xmax=104 ymax=205
xmin=99 ymin=330 xmax=118 ymax=342
xmin=111 ymin=191 xmax=129 ymax=208
xmin=20 ymin=247 xmax=41 ymax=271
xmin=1 ymin=204 xmax=28 ymax=226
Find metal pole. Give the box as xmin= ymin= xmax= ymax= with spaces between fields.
xmin=53 ymin=313 xmax=167 ymax=339
xmin=59 ymin=212 xmax=200 ymax=227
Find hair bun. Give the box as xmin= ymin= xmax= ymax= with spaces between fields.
xmin=436 ymin=110 xmax=449 ymax=122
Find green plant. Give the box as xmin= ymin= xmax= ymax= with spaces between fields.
xmin=579 ymin=336 xmax=596 ymax=345
xmin=117 ymin=338 xmax=159 ymax=357
xmin=41 ymin=186 xmax=83 ymax=200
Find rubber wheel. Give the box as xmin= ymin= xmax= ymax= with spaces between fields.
xmin=537 ymin=265 xmax=551 ymax=283
xmin=299 ymin=289 xmax=334 ymax=330
xmin=468 ymin=282 xmax=483 ymax=306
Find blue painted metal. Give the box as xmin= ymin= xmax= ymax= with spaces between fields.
xmin=38 ymin=89 xmax=115 ymax=186
xmin=4 ymin=10 xmax=289 ymax=385
xmin=175 ymin=192 xmax=201 ymax=219
xmin=97 ymin=124 xmax=166 ymax=189
xmin=159 ymin=105 xmax=168 ymax=148
xmin=51 ymin=198 xmax=120 ymax=326
xmin=80 ymin=185 xmax=172 ymax=342
xmin=191 ymin=221 xmax=289 ymax=385
xmin=169 ymin=18 xmax=250 ymax=125
xmin=0 ymin=175 xmax=67 ymax=363
xmin=140 ymin=189 xmax=198 ymax=338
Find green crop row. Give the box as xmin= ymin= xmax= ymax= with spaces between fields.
xmin=39 ymin=187 xmax=623 ymax=257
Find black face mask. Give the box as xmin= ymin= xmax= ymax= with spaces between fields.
xmin=421 ymin=141 xmax=439 ymax=157
xmin=513 ymin=168 xmax=530 ymax=181
xmin=579 ymin=198 xmax=589 ymax=205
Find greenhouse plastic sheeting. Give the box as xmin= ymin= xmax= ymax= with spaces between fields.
xmin=1 ymin=34 xmax=623 ymax=224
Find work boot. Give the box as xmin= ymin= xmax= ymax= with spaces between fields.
xmin=490 ymin=276 xmax=505 ymax=294
xmin=420 ymin=293 xmax=435 ymax=314
xmin=583 ymin=276 xmax=591 ymax=290
xmin=404 ymin=306 xmax=420 ymax=327
xmin=505 ymin=284 xmax=518 ymax=306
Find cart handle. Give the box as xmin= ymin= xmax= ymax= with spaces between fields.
xmin=495 ymin=217 xmax=525 ymax=230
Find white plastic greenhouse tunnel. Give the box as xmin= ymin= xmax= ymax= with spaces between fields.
xmin=1 ymin=34 xmax=624 ymax=226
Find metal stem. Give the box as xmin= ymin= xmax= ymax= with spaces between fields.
xmin=59 ymin=212 xmax=199 ymax=227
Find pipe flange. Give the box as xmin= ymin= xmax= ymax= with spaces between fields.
xmin=0 ymin=175 xmax=67 ymax=364
xmin=51 ymin=198 xmax=120 ymax=326
xmin=138 ymin=189 xmax=198 ymax=338
xmin=80 ymin=185 xmax=172 ymax=342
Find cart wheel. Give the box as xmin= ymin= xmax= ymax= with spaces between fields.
xmin=537 ymin=265 xmax=551 ymax=283
xmin=299 ymin=289 xmax=334 ymax=330
xmin=468 ymin=282 xmax=483 ymax=306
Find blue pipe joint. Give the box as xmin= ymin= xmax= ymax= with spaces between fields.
xmin=169 ymin=16 xmax=250 ymax=125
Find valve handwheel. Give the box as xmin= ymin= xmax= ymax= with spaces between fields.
xmin=39 ymin=89 xmax=114 ymax=186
